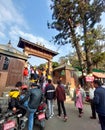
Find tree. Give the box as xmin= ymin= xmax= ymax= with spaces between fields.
xmin=67 ymin=52 xmax=80 ymax=67
xmin=52 ymin=61 xmax=59 ymax=69
xmin=38 ymin=63 xmax=46 ymax=71
xmin=92 ymin=25 xmax=105 ymax=68
xmin=59 ymin=56 xmax=67 ymax=64
xmin=48 ymin=0 xmax=84 ymax=72
xmin=48 ymin=0 xmax=105 ymax=74
xmin=78 ymin=0 xmax=105 ymax=73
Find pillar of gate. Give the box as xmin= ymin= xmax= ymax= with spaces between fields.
xmin=48 ymin=59 xmax=52 ymax=75
xmin=18 ymin=37 xmax=58 ymax=76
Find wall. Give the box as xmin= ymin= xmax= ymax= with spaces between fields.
xmin=53 ymin=69 xmax=77 ymax=89
xmin=0 ymin=72 xmax=8 ymax=96
xmin=0 ymin=55 xmax=25 ymax=96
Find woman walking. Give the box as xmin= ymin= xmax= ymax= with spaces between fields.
xmin=74 ymin=84 xmax=86 ymax=117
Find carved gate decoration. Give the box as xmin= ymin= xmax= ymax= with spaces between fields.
xmin=18 ymin=37 xmax=58 ymax=74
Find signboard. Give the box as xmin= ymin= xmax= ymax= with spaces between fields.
xmin=85 ymin=76 xmax=94 ymax=82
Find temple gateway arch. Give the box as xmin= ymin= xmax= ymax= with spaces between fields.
xmin=18 ymin=37 xmax=58 ymax=74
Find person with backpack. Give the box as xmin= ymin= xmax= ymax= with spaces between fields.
xmin=45 ymin=79 xmax=56 ymax=118
xmin=56 ymin=80 xmax=67 ymax=121
xmin=8 ymin=81 xmax=26 ymax=116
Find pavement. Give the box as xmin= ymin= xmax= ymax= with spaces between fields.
xmin=0 ymin=93 xmax=101 ymax=130
xmin=33 ymin=96 xmax=101 ymax=130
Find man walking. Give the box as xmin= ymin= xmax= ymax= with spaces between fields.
xmin=93 ymin=80 xmax=105 ymax=130
xmin=45 ymin=79 xmax=56 ymax=118
xmin=89 ymin=83 xmax=96 ymax=119
xmin=56 ymin=80 xmax=67 ymax=121
xmin=20 ymin=83 xmax=42 ymax=130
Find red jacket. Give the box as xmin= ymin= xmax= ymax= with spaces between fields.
xmin=23 ymin=68 xmax=28 ymax=76
xmin=56 ymin=85 xmax=66 ymax=101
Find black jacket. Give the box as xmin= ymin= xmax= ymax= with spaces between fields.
xmin=8 ymin=89 xmax=20 ymax=110
xmin=20 ymin=87 xmax=42 ymax=109
xmin=45 ymin=84 xmax=55 ymax=100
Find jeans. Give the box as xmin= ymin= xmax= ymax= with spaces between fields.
xmin=27 ymin=106 xmax=36 ymax=130
xmin=98 ymin=114 xmax=105 ymax=130
xmin=47 ymin=99 xmax=54 ymax=116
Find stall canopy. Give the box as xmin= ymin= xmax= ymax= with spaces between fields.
xmin=93 ymin=72 xmax=105 ymax=78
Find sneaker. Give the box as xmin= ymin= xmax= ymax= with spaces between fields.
xmin=90 ymin=116 xmax=96 ymax=119
xmin=78 ymin=114 xmax=82 ymax=118
xmin=21 ymin=116 xmax=28 ymax=122
xmin=49 ymin=116 xmax=52 ymax=119
xmin=57 ymin=115 xmax=61 ymax=119
xmin=64 ymin=116 xmax=68 ymax=121
xmin=51 ymin=113 xmax=54 ymax=117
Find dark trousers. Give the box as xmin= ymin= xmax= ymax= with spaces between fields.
xmin=90 ymin=99 xmax=96 ymax=118
xmin=57 ymin=100 xmax=67 ymax=116
xmin=78 ymin=108 xmax=82 ymax=114
xmin=16 ymin=106 xmax=27 ymax=117
xmin=98 ymin=114 xmax=105 ymax=130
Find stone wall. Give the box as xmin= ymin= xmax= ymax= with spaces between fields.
xmin=0 ymin=72 xmax=8 ymax=96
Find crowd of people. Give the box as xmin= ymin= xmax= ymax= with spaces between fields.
xmin=73 ymin=80 xmax=105 ymax=130
xmin=23 ymin=66 xmax=50 ymax=88
xmin=8 ymin=72 xmax=68 ymax=130
xmin=7 ymin=69 xmax=105 ymax=130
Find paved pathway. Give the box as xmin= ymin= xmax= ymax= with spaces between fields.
xmin=36 ymin=97 xmax=100 ymax=130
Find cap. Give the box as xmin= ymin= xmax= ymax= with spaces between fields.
xmin=21 ymin=85 xmax=28 ymax=90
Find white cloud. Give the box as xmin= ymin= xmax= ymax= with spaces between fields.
xmin=9 ymin=25 xmax=57 ymax=52
xmin=0 ymin=0 xmax=72 ymax=65
xmin=0 ymin=0 xmax=27 ymax=26
xmin=0 ymin=31 xmax=5 ymax=38
xmin=9 ymin=25 xmax=59 ymax=65
xmin=0 ymin=0 xmax=28 ymax=40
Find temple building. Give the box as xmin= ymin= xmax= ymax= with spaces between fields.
xmin=0 ymin=41 xmax=28 ymax=96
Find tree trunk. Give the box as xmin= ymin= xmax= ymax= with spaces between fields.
xmin=83 ymin=16 xmax=93 ymax=74
xmin=85 ymin=46 xmax=93 ymax=74
xmin=68 ymin=19 xmax=84 ymax=73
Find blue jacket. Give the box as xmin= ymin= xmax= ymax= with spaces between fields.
xmin=93 ymin=86 xmax=105 ymax=116
xmin=45 ymin=84 xmax=55 ymax=100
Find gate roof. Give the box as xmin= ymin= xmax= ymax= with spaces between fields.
xmin=18 ymin=37 xmax=58 ymax=57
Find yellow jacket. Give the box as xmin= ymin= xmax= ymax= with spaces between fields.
xmin=9 ymin=89 xmax=20 ymax=98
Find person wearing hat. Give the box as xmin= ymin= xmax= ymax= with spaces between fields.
xmin=20 ymin=83 xmax=42 ymax=130
xmin=20 ymin=85 xmax=28 ymax=107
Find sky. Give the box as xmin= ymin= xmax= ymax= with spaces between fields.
xmin=0 ymin=0 xmax=105 ymax=66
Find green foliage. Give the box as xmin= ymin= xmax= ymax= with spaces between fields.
xmin=52 ymin=61 xmax=59 ymax=68
xmin=48 ymin=0 xmax=105 ymax=73
xmin=38 ymin=63 xmax=46 ymax=70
